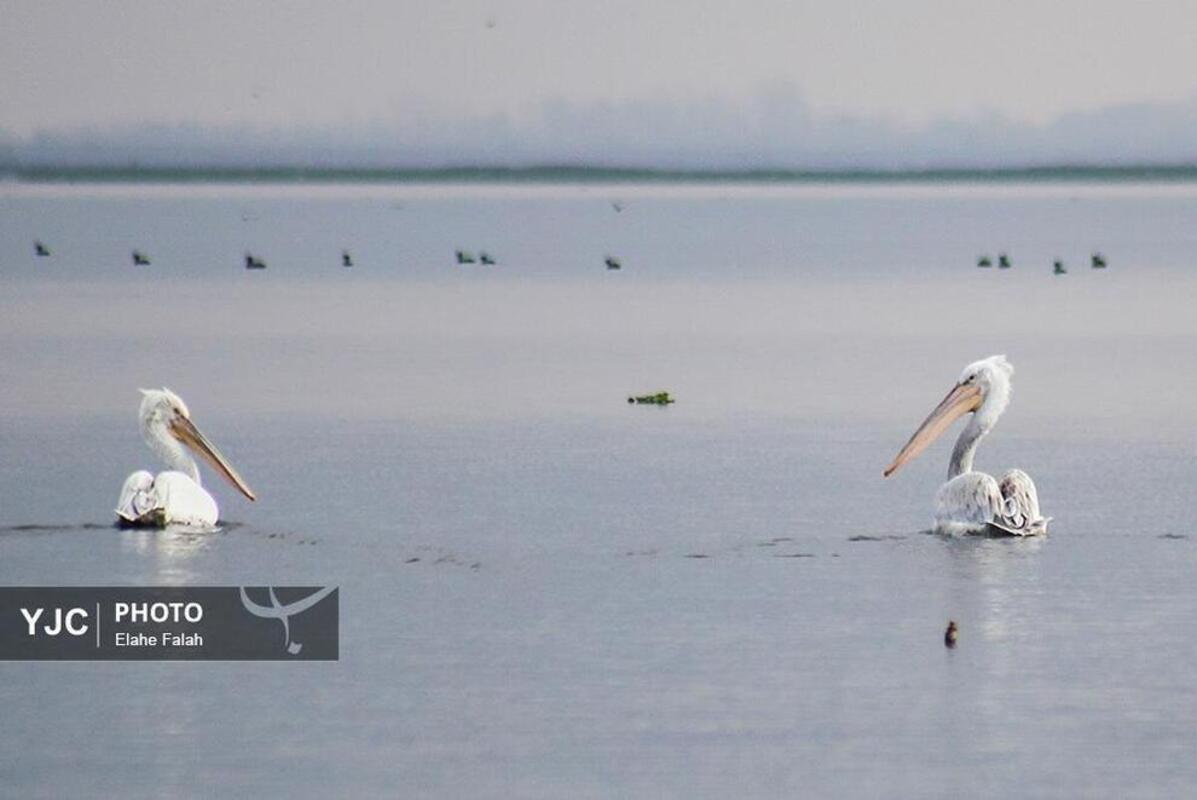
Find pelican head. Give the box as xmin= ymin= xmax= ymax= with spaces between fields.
xmin=883 ymin=355 xmax=1013 ymax=477
xmin=138 ymin=388 xmax=256 ymax=501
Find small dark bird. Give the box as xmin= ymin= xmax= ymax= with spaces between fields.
xmin=342 ymin=250 xmax=353 ymax=268
xmin=1053 ymin=259 xmax=1067 ymax=275
xmin=1091 ymin=252 xmax=1107 ymax=269
xmin=944 ymin=621 xmax=958 ymax=648
xmin=997 ymin=253 xmax=1011 ymax=269
xmin=611 ymin=201 xmax=624 ymax=213
xmin=34 ymin=241 xmax=50 ymax=257
xmin=132 ymin=250 xmax=150 ymax=266
xmin=245 ymin=253 xmax=267 ymax=270
xmin=977 ymin=255 xmax=992 ymax=268
xmin=455 ymin=250 xmax=476 ymax=264
xmin=479 ymin=252 xmax=496 ymax=265
xmin=605 ymin=256 xmax=622 ymax=270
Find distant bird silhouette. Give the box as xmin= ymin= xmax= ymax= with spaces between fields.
xmin=342 ymin=250 xmax=353 ymax=268
xmin=1091 ymin=252 xmax=1107 ymax=269
xmin=611 ymin=201 xmax=624 ymax=213
xmin=479 ymin=252 xmax=496 ymax=265
xmin=455 ymin=250 xmax=476 ymax=264
xmin=944 ymin=621 xmax=958 ymax=648
xmin=132 ymin=250 xmax=151 ymax=266
xmin=977 ymin=255 xmax=992 ymax=268
xmin=1053 ymin=259 xmax=1067 ymax=275
xmin=997 ymin=253 xmax=1011 ymax=269
xmin=245 ymin=253 xmax=267 ymax=270
xmin=605 ymin=256 xmax=622 ymax=270
xmin=34 ymin=241 xmax=50 ymax=257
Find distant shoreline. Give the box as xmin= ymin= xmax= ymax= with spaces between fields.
xmin=6 ymin=164 xmax=1197 ymax=184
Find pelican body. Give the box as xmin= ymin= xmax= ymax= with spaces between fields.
xmin=884 ymin=355 xmax=1048 ymax=536
xmin=116 ymin=389 xmax=256 ymax=528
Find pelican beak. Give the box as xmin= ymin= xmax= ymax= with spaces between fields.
xmin=169 ymin=415 xmax=257 ymax=501
xmin=884 ymin=382 xmax=982 ymax=477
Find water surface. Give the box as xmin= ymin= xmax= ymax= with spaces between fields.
xmin=1 ymin=181 xmax=1196 ymax=797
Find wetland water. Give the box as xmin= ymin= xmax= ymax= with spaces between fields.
xmin=1 ymin=181 xmax=1196 ymax=797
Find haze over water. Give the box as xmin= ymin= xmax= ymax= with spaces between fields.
xmin=1 ymin=180 xmax=1196 ymax=797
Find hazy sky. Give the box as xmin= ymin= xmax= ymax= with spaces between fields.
xmin=4 ymin=0 xmax=1197 ymax=138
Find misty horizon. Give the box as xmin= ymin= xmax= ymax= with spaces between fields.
xmin=5 ymin=89 xmax=1197 ymax=172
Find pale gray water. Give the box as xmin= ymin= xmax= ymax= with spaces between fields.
xmin=1 ymin=181 xmax=1197 ymax=797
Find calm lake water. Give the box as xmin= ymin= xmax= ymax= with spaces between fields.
xmin=2 ymin=180 xmax=1197 ymax=797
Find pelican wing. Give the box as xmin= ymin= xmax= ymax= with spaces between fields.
xmin=152 ymin=471 xmax=220 ymax=527
xmin=996 ymin=469 xmax=1047 ymax=535
xmin=114 ymin=471 xmax=219 ymax=528
xmin=934 ymin=472 xmax=1003 ymax=534
xmin=116 ymin=470 xmax=158 ymax=524
xmin=934 ymin=469 xmax=1047 ymax=536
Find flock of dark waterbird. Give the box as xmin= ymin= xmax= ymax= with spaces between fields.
xmin=32 ymin=234 xmax=1108 ymax=278
xmin=31 ymin=243 xmax=515 ymax=270
xmin=32 ymin=240 xmax=634 ymax=272
xmin=30 ymin=199 xmax=634 ymax=272
xmin=976 ymin=251 xmax=1108 ymax=274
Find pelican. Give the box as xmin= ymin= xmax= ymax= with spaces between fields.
xmin=883 ymin=355 xmax=1048 ymax=536
xmin=116 ymin=389 xmax=256 ymax=528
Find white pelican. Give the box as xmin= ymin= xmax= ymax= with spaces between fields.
xmin=883 ymin=355 xmax=1048 ymax=536
xmin=116 ymin=389 xmax=256 ymax=528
